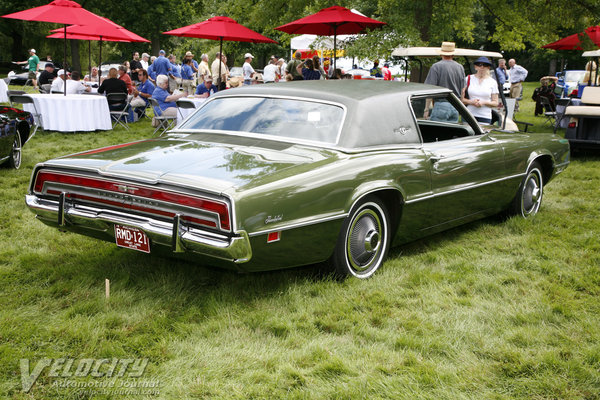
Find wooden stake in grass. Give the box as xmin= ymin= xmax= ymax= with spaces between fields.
xmin=105 ymin=279 xmax=110 ymax=300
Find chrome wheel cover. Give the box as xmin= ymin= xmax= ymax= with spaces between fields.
xmin=345 ymin=202 xmax=387 ymax=277
xmin=11 ymin=134 xmax=22 ymax=169
xmin=521 ymin=168 xmax=542 ymax=217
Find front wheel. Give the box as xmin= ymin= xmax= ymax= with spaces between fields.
xmin=510 ymin=161 xmax=543 ymax=218
xmin=8 ymin=133 xmax=22 ymax=169
xmin=332 ymin=197 xmax=390 ymax=278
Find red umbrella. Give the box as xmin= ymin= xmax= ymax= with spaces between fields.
xmin=275 ymin=6 xmax=386 ymax=70
xmin=164 ymin=16 xmax=277 ymax=88
xmin=542 ymin=26 xmax=600 ymax=50
xmin=50 ymin=20 xmax=149 ymax=79
xmin=2 ymin=0 xmax=109 ymax=95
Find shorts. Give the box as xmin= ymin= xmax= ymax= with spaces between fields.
xmin=28 ymin=71 xmax=37 ymax=80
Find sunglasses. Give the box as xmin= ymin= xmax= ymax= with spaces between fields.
xmin=474 ymin=63 xmax=489 ymax=67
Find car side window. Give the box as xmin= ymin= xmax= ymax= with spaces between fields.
xmin=411 ymin=94 xmax=479 ymax=143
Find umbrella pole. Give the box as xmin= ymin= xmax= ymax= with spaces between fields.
xmin=63 ymin=24 xmax=67 ymax=96
xmin=218 ymin=37 xmax=223 ymax=90
xmin=333 ymin=26 xmax=337 ymax=72
xmin=99 ymin=37 xmax=103 ymax=80
xmin=89 ymin=40 xmax=92 ymax=83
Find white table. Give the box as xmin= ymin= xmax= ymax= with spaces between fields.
xmin=23 ymin=93 xmax=111 ymax=132
xmin=0 ymin=79 xmax=8 ymax=103
xmin=176 ymin=97 xmax=206 ymax=126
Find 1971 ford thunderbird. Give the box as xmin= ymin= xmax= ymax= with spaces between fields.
xmin=26 ymin=81 xmax=570 ymax=278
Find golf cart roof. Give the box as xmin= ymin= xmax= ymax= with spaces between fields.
xmin=582 ymin=50 xmax=600 ymax=57
xmin=392 ymin=46 xmax=503 ymax=58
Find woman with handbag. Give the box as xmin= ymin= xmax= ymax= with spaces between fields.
xmin=461 ymin=56 xmax=499 ymax=124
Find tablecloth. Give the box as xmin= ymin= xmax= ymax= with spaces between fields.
xmin=176 ymin=97 xmax=206 ymax=126
xmin=0 ymin=79 xmax=8 ymax=103
xmin=23 ymin=93 xmax=112 ymax=132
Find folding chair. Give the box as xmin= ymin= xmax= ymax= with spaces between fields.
xmin=7 ymin=90 xmax=26 ymax=105
xmin=175 ymin=99 xmax=197 ymax=122
xmin=22 ymin=79 xmax=32 ymax=91
xmin=539 ymin=96 xmax=557 ymax=126
xmin=8 ymin=94 xmax=42 ymax=137
xmin=106 ymin=93 xmax=131 ymax=130
xmin=40 ymin=84 xmax=52 ymax=94
xmin=554 ymin=98 xmax=572 ymax=132
xmin=149 ymin=98 xmax=176 ymax=135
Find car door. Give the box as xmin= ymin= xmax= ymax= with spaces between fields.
xmin=0 ymin=114 xmax=14 ymax=160
xmin=411 ymin=93 xmax=507 ymax=230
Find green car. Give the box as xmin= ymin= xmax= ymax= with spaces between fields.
xmin=26 ymin=81 xmax=570 ymax=278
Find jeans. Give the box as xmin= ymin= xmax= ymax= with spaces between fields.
xmin=430 ymin=101 xmax=459 ymax=123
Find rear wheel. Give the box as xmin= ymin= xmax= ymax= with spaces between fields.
xmin=510 ymin=161 xmax=543 ymax=218
xmin=332 ymin=197 xmax=390 ymax=278
xmin=8 ymin=133 xmax=22 ymax=169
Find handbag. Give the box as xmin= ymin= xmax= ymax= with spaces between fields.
xmin=464 ymin=74 xmax=471 ymax=99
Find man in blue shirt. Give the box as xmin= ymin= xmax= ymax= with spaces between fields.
xmin=370 ymin=60 xmax=383 ymax=78
xmin=195 ymin=76 xmax=217 ymax=98
xmin=152 ymin=50 xmax=172 ymax=79
xmin=130 ymin=69 xmax=155 ymax=119
xmin=494 ymin=58 xmax=508 ymax=85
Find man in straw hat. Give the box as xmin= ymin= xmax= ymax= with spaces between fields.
xmin=424 ymin=41 xmax=466 ymax=122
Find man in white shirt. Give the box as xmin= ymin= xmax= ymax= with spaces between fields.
xmin=65 ymin=71 xmax=91 ymax=94
xmin=242 ymin=53 xmax=255 ymax=85
xmin=50 ymin=69 xmax=67 ymax=93
xmin=211 ymin=52 xmax=227 ymax=90
xmin=263 ymin=59 xmax=278 ymax=83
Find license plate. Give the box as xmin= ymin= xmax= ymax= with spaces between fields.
xmin=114 ymin=224 xmax=150 ymax=253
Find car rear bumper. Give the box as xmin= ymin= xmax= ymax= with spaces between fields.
xmin=25 ymin=194 xmax=252 ymax=264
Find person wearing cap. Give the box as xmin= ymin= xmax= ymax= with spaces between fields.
xmin=424 ymin=41 xmax=465 ymax=122
xmin=130 ymin=52 xmax=143 ymax=82
xmin=16 ymin=49 xmax=40 ymax=90
xmin=370 ymin=60 xmax=383 ymax=78
xmin=243 ymin=53 xmax=255 ymax=85
xmin=50 ymin=69 xmax=67 ymax=93
xmin=140 ymin=53 xmax=150 ymax=71
xmin=461 ymin=56 xmax=499 ymax=125
xmin=38 ymin=63 xmax=55 ymax=86
xmin=184 ymin=51 xmax=198 ymax=73
xmin=382 ymin=63 xmax=392 ymax=81
xmin=195 ymin=76 xmax=217 ymax=98
xmin=152 ymin=50 xmax=172 ymax=81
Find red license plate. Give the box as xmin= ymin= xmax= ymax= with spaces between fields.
xmin=114 ymin=224 xmax=150 ymax=253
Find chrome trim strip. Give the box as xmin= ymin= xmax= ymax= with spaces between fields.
xmin=404 ymin=173 xmax=525 ymax=204
xmin=172 ymin=93 xmax=348 ymax=147
xmin=248 ymin=213 xmax=348 ymax=237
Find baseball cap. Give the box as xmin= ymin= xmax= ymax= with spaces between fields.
xmin=57 ymin=69 xmax=65 ymax=76
xmin=244 ymin=53 xmax=254 ymax=59
xmin=159 ymin=50 xmax=165 ymax=55
xmin=30 ymin=49 xmax=36 ymax=53
xmin=45 ymin=62 xmax=54 ymax=68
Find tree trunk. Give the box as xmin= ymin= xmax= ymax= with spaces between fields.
xmin=418 ymin=0 xmax=433 ymax=43
xmin=549 ymin=59 xmax=557 ymax=76
xmin=70 ymin=39 xmax=81 ymax=72
xmin=11 ymin=29 xmax=23 ymax=62
xmin=151 ymin=31 xmax=160 ymax=56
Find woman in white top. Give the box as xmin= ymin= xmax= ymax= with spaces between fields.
xmin=461 ymin=56 xmax=499 ymax=124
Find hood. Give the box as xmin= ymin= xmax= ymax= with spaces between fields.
xmin=43 ymin=134 xmax=340 ymax=195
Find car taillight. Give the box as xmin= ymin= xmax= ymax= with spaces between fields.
xmin=33 ymin=170 xmax=231 ymax=231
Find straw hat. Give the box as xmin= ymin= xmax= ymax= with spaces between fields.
xmin=439 ymin=42 xmax=456 ymax=56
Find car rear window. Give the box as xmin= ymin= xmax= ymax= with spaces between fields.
xmin=179 ymin=96 xmax=344 ymax=144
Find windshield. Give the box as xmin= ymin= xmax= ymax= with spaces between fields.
xmin=565 ymin=71 xmax=585 ymax=82
xmin=179 ymin=96 xmax=345 ymax=144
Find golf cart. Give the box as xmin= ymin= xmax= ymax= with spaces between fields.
xmin=391 ymin=46 xmax=525 ymax=132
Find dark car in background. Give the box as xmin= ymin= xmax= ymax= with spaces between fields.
xmin=0 ymin=106 xmax=34 ymax=169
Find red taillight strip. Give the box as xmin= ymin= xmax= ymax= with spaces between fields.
xmin=73 ymin=141 xmax=151 ymax=156
xmin=34 ymin=170 xmax=230 ymax=230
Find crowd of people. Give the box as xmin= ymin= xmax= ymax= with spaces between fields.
xmin=16 ymin=43 xmax=543 ymax=128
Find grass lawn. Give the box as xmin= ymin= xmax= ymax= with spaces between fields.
xmin=0 ymin=83 xmax=599 ymax=399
